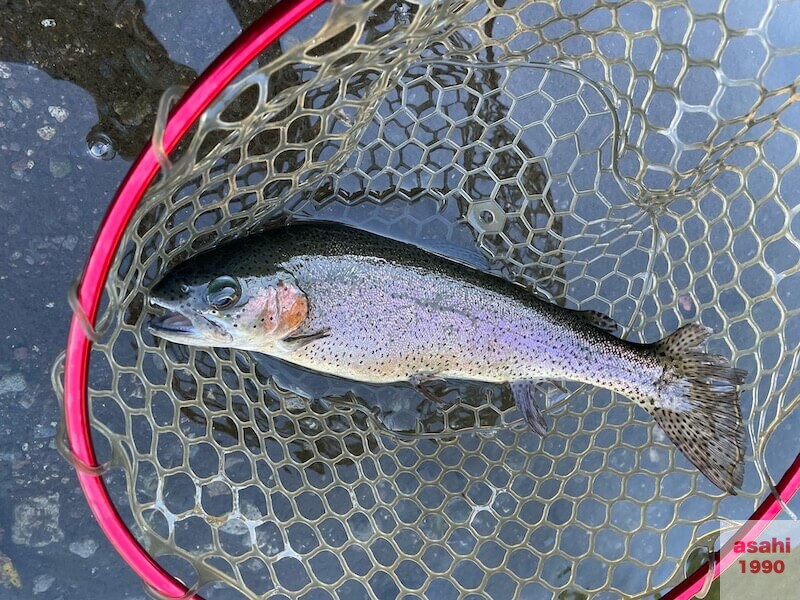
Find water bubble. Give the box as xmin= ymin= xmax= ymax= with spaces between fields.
xmin=87 ymin=133 xmax=117 ymax=160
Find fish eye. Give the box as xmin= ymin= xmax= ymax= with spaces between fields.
xmin=206 ymin=276 xmax=241 ymax=311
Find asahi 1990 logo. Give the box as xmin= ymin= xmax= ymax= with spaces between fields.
xmin=720 ymin=520 xmax=799 ymax=597
xmin=733 ymin=534 xmax=790 ymax=574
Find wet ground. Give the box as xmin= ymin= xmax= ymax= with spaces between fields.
xmin=0 ymin=2 xmax=280 ymax=597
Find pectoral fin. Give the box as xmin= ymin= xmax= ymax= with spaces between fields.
xmin=282 ymin=327 xmax=331 ymax=351
xmin=510 ymin=380 xmax=548 ymax=435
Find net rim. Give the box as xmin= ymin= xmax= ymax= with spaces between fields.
xmin=60 ymin=0 xmax=800 ymax=597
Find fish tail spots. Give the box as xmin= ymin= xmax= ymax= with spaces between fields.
xmin=645 ymin=324 xmax=746 ymax=494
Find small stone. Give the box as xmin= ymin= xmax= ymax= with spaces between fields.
xmin=34 ymin=424 xmax=56 ymax=440
xmin=33 ymin=574 xmax=54 ymax=594
xmin=205 ymin=480 xmax=231 ymax=498
xmin=0 ymin=63 xmax=10 ymax=79
xmin=240 ymin=501 xmax=263 ymax=521
xmin=62 ymin=235 xmax=78 ymax=251
xmin=49 ymin=157 xmax=71 ymax=178
xmin=11 ymin=493 xmax=64 ymax=547
xmin=68 ymin=538 xmax=98 ymax=558
xmin=37 ymin=126 xmax=56 ymax=141
xmin=219 ymin=518 xmax=249 ymax=535
xmin=0 ymin=374 xmax=26 ymax=396
xmin=114 ymin=93 xmax=150 ymax=127
xmin=0 ymin=551 xmax=22 ymax=589
xmin=40 ymin=18 xmax=56 ymax=28
xmin=11 ymin=158 xmax=34 ymax=175
xmin=48 ymin=106 xmax=69 ymax=122
xmin=283 ymin=395 xmax=306 ymax=411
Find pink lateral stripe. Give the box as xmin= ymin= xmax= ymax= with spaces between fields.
xmin=63 ymin=0 xmax=328 ymax=597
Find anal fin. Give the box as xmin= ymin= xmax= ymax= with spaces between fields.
xmin=510 ymin=380 xmax=548 ymax=435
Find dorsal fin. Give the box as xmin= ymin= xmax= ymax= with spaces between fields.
xmin=578 ymin=310 xmax=619 ymax=334
xmin=656 ymin=323 xmax=712 ymax=354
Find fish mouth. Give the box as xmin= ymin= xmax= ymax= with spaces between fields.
xmin=149 ymin=311 xmax=195 ymax=334
xmin=147 ymin=298 xmax=232 ymax=344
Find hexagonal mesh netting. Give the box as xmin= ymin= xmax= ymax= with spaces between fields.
xmin=54 ymin=0 xmax=800 ymax=598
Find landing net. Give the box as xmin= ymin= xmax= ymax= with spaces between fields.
xmin=54 ymin=0 xmax=800 ymax=597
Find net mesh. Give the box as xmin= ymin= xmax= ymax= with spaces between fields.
xmin=54 ymin=0 xmax=800 ymax=597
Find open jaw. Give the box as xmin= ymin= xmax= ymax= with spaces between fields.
xmin=149 ymin=311 xmax=195 ymax=334
xmin=147 ymin=303 xmax=231 ymax=345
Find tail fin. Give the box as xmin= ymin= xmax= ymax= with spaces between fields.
xmin=646 ymin=324 xmax=746 ymax=494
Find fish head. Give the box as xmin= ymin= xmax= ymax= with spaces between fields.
xmin=148 ymin=259 xmax=308 ymax=351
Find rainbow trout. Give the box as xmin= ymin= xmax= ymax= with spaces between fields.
xmin=148 ymin=224 xmax=745 ymax=493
